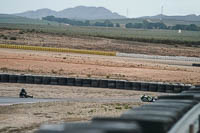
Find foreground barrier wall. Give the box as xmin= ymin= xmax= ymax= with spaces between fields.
xmin=37 ymin=87 xmax=200 ymax=133
xmin=0 ymin=73 xmax=193 ymax=93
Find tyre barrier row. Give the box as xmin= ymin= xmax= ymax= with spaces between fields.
xmin=37 ymin=86 xmax=200 ymax=133
xmin=0 ymin=73 xmax=193 ymax=93
xmin=192 ymin=63 xmax=200 ymax=67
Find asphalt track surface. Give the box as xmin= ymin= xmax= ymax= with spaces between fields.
xmin=0 ymin=97 xmax=140 ymax=106
xmin=117 ymin=53 xmax=200 ymax=62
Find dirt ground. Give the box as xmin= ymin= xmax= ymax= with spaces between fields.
xmin=0 ymin=29 xmax=200 ymax=57
xmin=0 ymin=48 xmax=199 ymax=84
xmin=0 ymin=29 xmax=200 ymax=133
xmin=0 ymin=83 xmax=164 ymax=133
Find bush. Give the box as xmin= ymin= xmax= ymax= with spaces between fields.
xmin=19 ymin=31 xmax=24 ymax=34
xmin=106 ymin=75 xmax=110 ymax=79
xmin=125 ymin=23 xmax=133 ymax=28
xmin=116 ymin=23 xmax=120 ymax=27
xmin=10 ymin=37 xmax=17 ymax=40
xmin=87 ymin=74 xmax=91 ymax=78
xmin=3 ymin=36 xmax=8 ymax=40
xmin=0 ymin=34 xmax=4 ymax=38
xmin=30 ymin=29 xmax=35 ymax=32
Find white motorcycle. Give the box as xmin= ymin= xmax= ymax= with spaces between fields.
xmin=141 ymin=95 xmax=157 ymax=102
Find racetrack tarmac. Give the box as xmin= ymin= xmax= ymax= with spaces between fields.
xmin=0 ymin=97 xmax=140 ymax=106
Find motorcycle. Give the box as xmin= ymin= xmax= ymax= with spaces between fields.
xmin=141 ymin=95 xmax=157 ymax=102
xmin=19 ymin=88 xmax=33 ymax=98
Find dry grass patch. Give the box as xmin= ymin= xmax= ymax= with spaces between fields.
xmin=0 ymin=101 xmax=142 ymax=133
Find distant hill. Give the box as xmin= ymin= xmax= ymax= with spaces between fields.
xmin=14 ymin=6 xmax=126 ymax=20
xmin=14 ymin=8 xmax=57 ymax=19
xmin=0 ymin=14 xmax=59 ymax=25
xmin=140 ymin=14 xmax=200 ymax=22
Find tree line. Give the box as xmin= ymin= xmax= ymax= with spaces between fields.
xmin=43 ymin=16 xmax=200 ymax=31
xmin=125 ymin=20 xmax=200 ymax=31
xmin=43 ymin=16 xmax=120 ymax=28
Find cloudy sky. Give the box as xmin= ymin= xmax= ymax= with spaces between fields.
xmin=0 ymin=0 xmax=199 ymax=18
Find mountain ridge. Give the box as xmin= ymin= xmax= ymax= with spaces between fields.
xmin=0 ymin=14 xmax=59 ymax=25
xmin=14 ymin=6 xmax=126 ymax=20
xmin=140 ymin=14 xmax=200 ymax=22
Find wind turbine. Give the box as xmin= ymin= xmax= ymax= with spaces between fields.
xmin=160 ymin=6 xmax=164 ymax=21
xmin=160 ymin=0 xmax=166 ymax=21
xmin=126 ymin=8 xmax=129 ymax=18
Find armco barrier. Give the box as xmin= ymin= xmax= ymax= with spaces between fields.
xmin=0 ymin=73 xmax=193 ymax=93
xmin=0 ymin=44 xmax=116 ymax=56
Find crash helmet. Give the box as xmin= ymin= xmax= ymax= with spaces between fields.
xmin=21 ymin=88 xmax=26 ymax=92
xmin=141 ymin=94 xmax=146 ymax=98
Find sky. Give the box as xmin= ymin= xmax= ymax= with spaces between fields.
xmin=0 ymin=0 xmax=200 ymax=18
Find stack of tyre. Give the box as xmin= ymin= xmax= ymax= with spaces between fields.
xmin=0 ymin=74 xmax=193 ymax=93
xmin=37 ymin=86 xmax=200 ymax=133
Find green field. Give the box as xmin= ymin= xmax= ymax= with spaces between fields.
xmin=91 ymin=18 xmax=200 ymax=27
xmin=0 ymin=14 xmax=59 ymax=25
xmin=0 ymin=15 xmax=200 ymax=46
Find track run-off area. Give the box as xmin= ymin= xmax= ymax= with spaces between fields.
xmin=1 ymin=44 xmax=200 ymax=62
xmin=0 ymin=45 xmax=200 ymax=133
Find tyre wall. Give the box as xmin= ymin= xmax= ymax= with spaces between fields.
xmin=0 ymin=73 xmax=193 ymax=93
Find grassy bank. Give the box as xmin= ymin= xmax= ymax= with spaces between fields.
xmin=0 ymin=23 xmax=200 ymax=46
